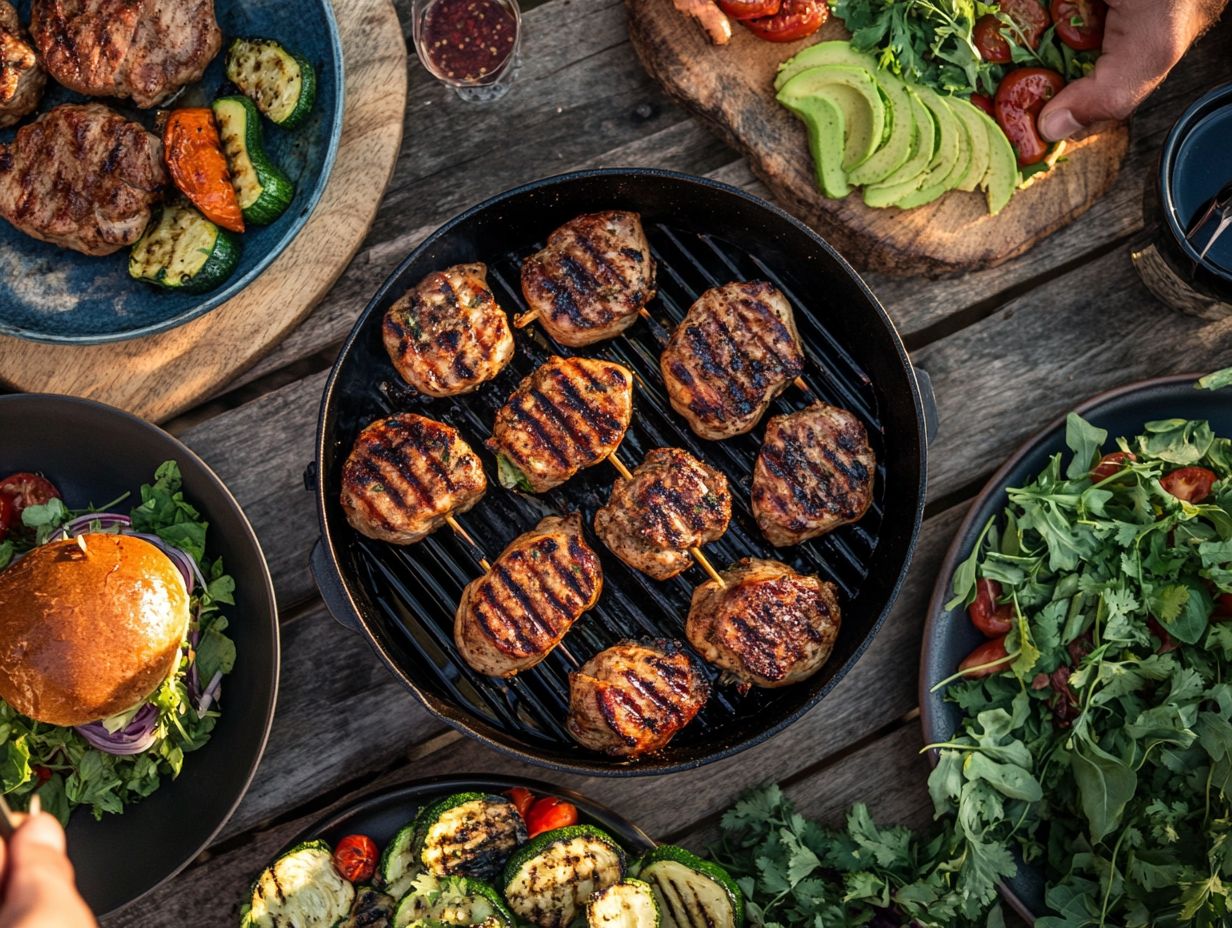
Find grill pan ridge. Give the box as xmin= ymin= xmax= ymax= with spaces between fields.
xmin=314 ymin=169 xmax=930 ymax=775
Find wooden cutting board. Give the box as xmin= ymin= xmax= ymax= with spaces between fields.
xmin=626 ymin=4 xmax=1129 ymax=277
xmin=0 ymin=0 xmax=407 ymax=423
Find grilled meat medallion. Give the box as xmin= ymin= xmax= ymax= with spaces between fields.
xmin=0 ymin=1 xmax=45 ymax=129
xmin=340 ymin=414 xmax=487 ymax=546
xmin=487 ymin=356 xmax=634 ymax=494
xmin=660 ymin=281 xmax=805 ymax=440
xmin=686 ymin=557 xmax=840 ymax=688
xmin=520 ymin=211 xmax=656 ymax=347
xmin=567 ymin=639 xmax=709 ymax=757
xmin=753 ymin=403 xmax=876 ymax=547
xmin=30 ymin=0 xmax=222 ymax=108
xmin=383 ymin=262 xmax=515 ymax=398
xmin=594 ymin=447 xmax=731 ymax=581
xmin=454 ymin=514 xmax=603 ymax=677
xmin=0 ymin=103 xmax=165 ymax=255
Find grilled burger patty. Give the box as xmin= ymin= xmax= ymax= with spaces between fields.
xmin=383 ymin=262 xmax=516 ymax=398
xmin=660 ymin=280 xmax=805 ymax=440
xmin=752 ymin=402 xmax=876 ymax=547
xmin=0 ymin=103 xmax=165 ymax=255
xmin=454 ymin=513 xmax=603 ymax=677
xmin=0 ymin=1 xmax=45 ymax=129
xmin=487 ymin=356 xmax=634 ymax=494
xmin=340 ymin=413 xmax=487 ymax=545
xmin=520 ymin=211 xmax=656 ymax=347
xmin=594 ymin=447 xmax=731 ymax=581
xmin=686 ymin=557 xmax=841 ymax=688
xmin=566 ymin=639 xmax=709 ymax=756
xmin=31 ymin=0 xmax=221 ymax=108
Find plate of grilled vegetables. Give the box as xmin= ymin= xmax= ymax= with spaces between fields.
xmin=239 ymin=776 xmax=746 ymax=928
xmin=0 ymin=0 xmax=342 ymax=343
xmin=311 ymin=168 xmax=934 ymax=773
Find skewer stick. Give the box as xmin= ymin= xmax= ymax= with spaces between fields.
xmin=445 ymin=515 xmax=490 ymax=572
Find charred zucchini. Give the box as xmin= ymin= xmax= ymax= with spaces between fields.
xmin=392 ymin=873 xmax=514 ymax=928
xmin=378 ymin=819 xmax=422 ymax=901
xmin=414 ymin=793 xmax=526 ymax=883
xmin=212 ymin=95 xmax=295 ymax=225
xmin=240 ymin=840 xmax=355 ymax=928
xmin=636 ymin=846 xmax=743 ymax=928
xmin=226 ymin=37 xmax=317 ymax=129
xmin=588 ymin=879 xmax=661 ymax=928
xmin=129 ymin=204 xmax=240 ymax=294
xmin=501 ymin=825 xmax=626 ymax=928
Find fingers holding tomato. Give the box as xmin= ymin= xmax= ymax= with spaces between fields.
xmin=994 ymin=67 xmax=1065 ymax=166
xmin=742 ymin=0 xmax=826 ymax=42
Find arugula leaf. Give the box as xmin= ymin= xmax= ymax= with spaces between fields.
xmin=1065 ymin=413 xmax=1107 ymax=480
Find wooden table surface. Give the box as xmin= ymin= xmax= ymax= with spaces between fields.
xmin=93 ymin=3 xmax=1232 ymax=924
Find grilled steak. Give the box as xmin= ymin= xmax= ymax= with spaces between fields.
xmin=594 ymin=447 xmax=731 ymax=580
xmin=753 ymin=403 xmax=875 ymax=547
xmin=519 ymin=211 xmax=656 ymax=347
xmin=0 ymin=1 xmax=45 ymax=129
xmin=686 ymin=557 xmax=840 ymax=688
xmin=383 ymin=262 xmax=515 ymax=398
xmin=660 ymin=281 xmax=805 ymax=440
xmin=567 ymin=639 xmax=709 ymax=756
xmin=454 ymin=514 xmax=603 ymax=677
xmin=487 ymin=356 xmax=635 ymax=494
xmin=0 ymin=103 xmax=165 ymax=255
xmin=30 ymin=0 xmax=221 ymax=108
xmin=340 ymin=414 xmax=487 ymax=545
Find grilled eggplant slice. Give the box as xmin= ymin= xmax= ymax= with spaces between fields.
xmin=588 ymin=878 xmax=662 ymax=927
xmin=378 ymin=820 xmax=422 ymax=901
xmin=637 ymin=846 xmax=744 ymax=928
xmin=341 ymin=885 xmax=396 ymax=928
xmin=414 ymin=793 xmax=527 ymax=882
xmin=225 ymin=37 xmax=317 ymax=128
xmin=392 ymin=873 xmax=514 ymax=927
xmin=212 ymin=95 xmax=295 ymax=225
xmin=501 ymin=825 xmax=626 ymax=928
xmin=241 ymin=840 xmax=355 ymax=928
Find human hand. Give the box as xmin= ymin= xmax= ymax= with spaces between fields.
xmin=1039 ymin=0 xmax=1229 ymax=141
xmin=0 ymin=813 xmax=97 ymax=928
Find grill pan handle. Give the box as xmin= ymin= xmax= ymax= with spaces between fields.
xmin=310 ymin=539 xmax=363 ymax=634
xmin=913 ymin=366 xmax=939 ymax=446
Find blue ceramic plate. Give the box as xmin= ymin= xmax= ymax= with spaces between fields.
xmin=0 ymin=0 xmax=344 ymax=344
xmin=919 ymin=374 xmax=1232 ymax=922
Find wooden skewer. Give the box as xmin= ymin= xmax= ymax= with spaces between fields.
xmin=445 ymin=514 xmax=491 ymax=572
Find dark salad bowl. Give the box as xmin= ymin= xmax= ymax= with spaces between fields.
xmin=0 ymin=394 xmax=280 ymax=917
xmin=919 ymin=373 xmax=1225 ymax=921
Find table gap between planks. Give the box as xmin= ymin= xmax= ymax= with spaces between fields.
xmin=70 ymin=1 xmax=1230 ymax=924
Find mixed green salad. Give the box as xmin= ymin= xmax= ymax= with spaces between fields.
xmin=0 ymin=462 xmax=237 ymax=824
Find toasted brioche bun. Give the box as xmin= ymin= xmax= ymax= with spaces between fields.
xmin=0 ymin=533 xmax=190 ymax=726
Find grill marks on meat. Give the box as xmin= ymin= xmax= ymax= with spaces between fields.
xmin=455 ymin=514 xmax=603 ymax=677
xmin=520 ymin=211 xmax=656 ymax=347
xmin=594 ymin=447 xmax=731 ymax=580
xmin=383 ymin=262 xmax=515 ymax=397
xmin=487 ymin=356 xmax=634 ymax=493
xmin=0 ymin=1 xmax=45 ymax=128
xmin=340 ymin=414 xmax=487 ymax=545
xmin=566 ymin=639 xmax=709 ymax=756
xmin=686 ymin=558 xmax=841 ymax=688
xmin=661 ymin=281 xmax=805 ymax=440
xmin=0 ymin=103 xmax=164 ymax=255
xmin=30 ymin=0 xmax=221 ymax=108
xmin=753 ymin=403 xmax=876 ymax=547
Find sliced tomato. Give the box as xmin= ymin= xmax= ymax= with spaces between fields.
xmin=1051 ymin=0 xmax=1106 ymax=50
xmin=973 ymin=14 xmax=1011 ymax=63
xmin=524 ymin=797 xmax=578 ymax=838
xmin=1092 ymin=451 xmax=1136 ymax=481
xmin=332 ymin=834 xmax=379 ymax=883
xmin=717 ymin=0 xmax=780 ymax=20
xmin=0 ymin=472 xmax=61 ymax=529
xmin=970 ymin=92 xmax=996 ymax=117
xmin=1160 ymin=466 xmax=1217 ymax=504
xmin=0 ymin=493 xmax=13 ymax=544
xmin=968 ymin=578 xmax=1014 ymax=637
xmin=505 ymin=786 xmax=535 ymax=819
xmin=994 ymin=67 xmax=1065 ymax=166
xmin=999 ymin=0 xmax=1050 ymax=49
xmin=958 ymin=634 xmax=1011 ymax=678
xmin=742 ymin=0 xmax=826 ymax=42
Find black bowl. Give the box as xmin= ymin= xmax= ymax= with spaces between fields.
xmin=0 ymin=394 xmax=280 ymax=917
xmin=919 ymin=373 xmax=1228 ymax=921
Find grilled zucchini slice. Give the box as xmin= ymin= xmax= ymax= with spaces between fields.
xmin=378 ymin=820 xmax=422 ymax=901
xmin=636 ymin=846 xmax=744 ymax=928
xmin=341 ymin=885 xmax=396 ymax=928
xmin=212 ymin=95 xmax=295 ymax=225
xmin=501 ymin=825 xmax=626 ymax=928
xmin=240 ymin=840 xmax=355 ymax=928
xmin=392 ymin=873 xmax=514 ymax=927
xmin=129 ymin=203 xmax=240 ymax=293
xmin=588 ymin=879 xmax=661 ymax=927
xmin=414 ymin=793 xmax=526 ymax=883
xmin=226 ymin=37 xmax=317 ymax=129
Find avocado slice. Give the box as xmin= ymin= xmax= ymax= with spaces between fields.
xmin=948 ymin=97 xmax=991 ymax=193
xmin=779 ymin=93 xmax=851 ymax=199
xmin=775 ymin=39 xmax=878 ymax=92
xmin=868 ymin=87 xmax=934 ymax=194
xmin=891 ymin=92 xmax=968 ymax=209
xmin=864 ymin=86 xmax=959 ymax=208
xmin=846 ymin=71 xmax=913 ymax=186
xmin=777 ymin=64 xmax=886 ymax=171
xmin=974 ymin=108 xmax=1020 ymax=215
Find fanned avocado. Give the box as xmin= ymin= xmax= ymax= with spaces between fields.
xmin=778 ymin=93 xmax=850 ymax=199
xmin=777 ymin=64 xmax=886 ymax=172
xmin=868 ymin=87 xmax=935 ymax=193
xmin=867 ymin=86 xmax=962 ymax=209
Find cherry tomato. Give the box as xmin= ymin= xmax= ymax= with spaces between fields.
xmin=995 ymin=67 xmax=1065 ymax=166
xmin=968 ymin=579 xmax=1015 ymax=637
xmin=0 ymin=493 xmax=13 ymax=544
xmin=743 ymin=0 xmax=827 ymax=42
xmin=717 ymin=0 xmax=780 ymax=20
xmin=1160 ymin=466 xmax=1217 ymax=504
xmin=1051 ymin=0 xmax=1106 ymax=50
xmin=0 ymin=472 xmax=61 ymax=514
xmin=970 ymin=93 xmax=995 ymax=117
xmin=1091 ymin=451 xmax=1136 ymax=481
xmin=524 ymin=797 xmax=578 ymax=838
xmin=505 ymin=786 xmax=535 ymax=819
xmin=333 ymin=834 xmax=379 ymax=883
xmin=958 ymin=635 xmax=1011 ymax=678
xmin=33 ymin=765 xmax=52 ymax=784
xmin=998 ymin=0 xmax=1050 ymax=49
xmin=973 ymin=14 xmax=1011 ymax=63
